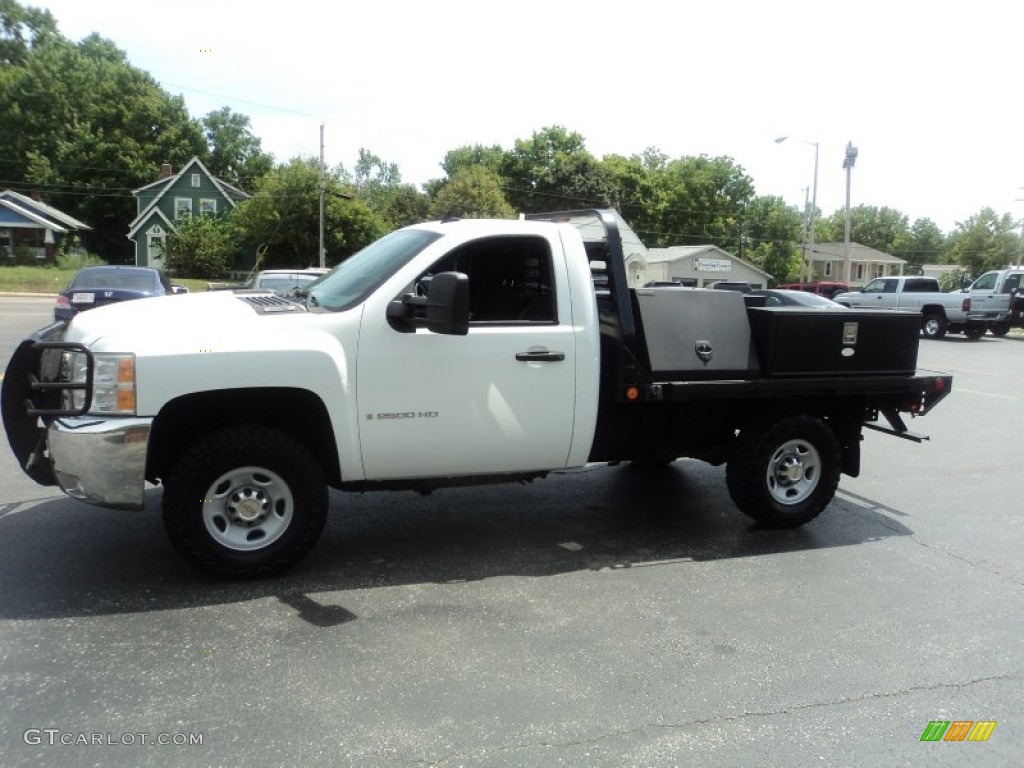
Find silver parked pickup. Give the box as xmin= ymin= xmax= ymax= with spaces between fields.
xmin=964 ymin=268 xmax=1024 ymax=337
xmin=833 ymin=276 xmax=982 ymax=339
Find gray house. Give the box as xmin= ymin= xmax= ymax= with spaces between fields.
xmin=128 ymin=157 xmax=249 ymax=269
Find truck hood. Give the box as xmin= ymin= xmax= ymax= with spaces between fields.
xmin=64 ymin=290 xmax=320 ymax=351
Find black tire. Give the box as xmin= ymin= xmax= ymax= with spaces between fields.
xmin=963 ymin=325 xmax=986 ymax=340
xmin=989 ymin=323 xmax=1011 ymax=337
xmin=921 ymin=312 xmax=947 ymax=339
xmin=163 ymin=425 xmax=328 ymax=578
xmin=726 ymin=415 xmax=842 ymax=528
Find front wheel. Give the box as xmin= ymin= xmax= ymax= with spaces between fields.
xmin=963 ymin=325 xmax=986 ymax=340
xmin=163 ymin=425 xmax=328 ymax=578
xmin=726 ymin=415 xmax=842 ymax=528
xmin=989 ymin=323 xmax=1011 ymax=337
xmin=921 ymin=312 xmax=947 ymax=339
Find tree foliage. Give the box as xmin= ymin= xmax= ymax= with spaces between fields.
xmin=428 ymin=167 xmax=514 ymax=220
xmin=945 ymin=208 xmax=1020 ymax=277
xmin=500 ymin=126 xmax=613 ymax=211
xmin=232 ymin=157 xmax=387 ymax=267
xmin=820 ymin=205 xmax=908 ymax=255
xmin=0 ymin=1 xmax=274 ymax=260
xmin=201 ymin=107 xmax=274 ymax=192
xmin=164 ymin=213 xmax=237 ymax=278
xmin=741 ymin=196 xmax=803 ymax=282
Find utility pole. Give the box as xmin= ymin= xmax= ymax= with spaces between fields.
xmin=774 ymin=136 xmax=818 ymax=283
xmin=318 ymin=123 xmax=326 ymax=269
xmin=798 ymin=185 xmax=810 ymax=271
xmin=843 ymin=142 xmax=858 ymax=282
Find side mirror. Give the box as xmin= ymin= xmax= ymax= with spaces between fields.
xmin=424 ymin=271 xmax=469 ymax=335
xmin=386 ymin=271 xmax=469 ymax=335
xmin=171 ymin=284 xmax=189 ymax=294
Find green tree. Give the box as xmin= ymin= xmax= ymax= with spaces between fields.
xmin=348 ymin=148 xmax=428 ymax=229
xmin=232 ymin=157 xmax=387 ymax=267
xmin=819 ymin=205 xmax=909 ymax=254
xmin=0 ymin=10 xmax=208 ymax=258
xmin=657 ymin=155 xmax=756 ymax=251
xmin=201 ymin=107 xmax=274 ymax=192
xmin=599 ymin=150 xmax=670 ymax=246
xmin=428 ymin=166 xmax=514 ymax=219
xmin=741 ymin=196 xmax=803 ymax=282
xmin=892 ymin=218 xmax=947 ymax=271
xmin=0 ymin=0 xmax=58 ymax=65
xmin=500 ymin=126 xmax=613 ymax=212
xmin=164 ymin=213 xmax=237 ymax=278
xmin=946 ymin=208 xmax=1020 ymax=278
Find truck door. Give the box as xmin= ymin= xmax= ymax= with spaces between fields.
xmin=848 ymin=278 xmax=896 ymax=308
xmin=968 ymin=271 xmax=1003 ymax=315
xmin=356 ymin=234 xmax=579 ymax=480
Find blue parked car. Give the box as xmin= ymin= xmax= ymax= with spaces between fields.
xmin=54 ymin=266 xmax=186 ymax=322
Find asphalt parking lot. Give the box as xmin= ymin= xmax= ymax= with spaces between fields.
xmin=1 ymin=296 xmax=1021 ymax=767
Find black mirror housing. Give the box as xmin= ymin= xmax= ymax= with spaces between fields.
xmin=424 ymin=271 xmax=469 ymax=335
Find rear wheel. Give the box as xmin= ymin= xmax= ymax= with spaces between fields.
xmin=963 ymin=325 xmax=986 ymax=340
xmin=921 ymin=312 xmax=947 ymax=339
xmin=726 ymin=415 xmax=842 ymax=528
xmin=989 ymin=323 xmax=1011 ymax=337
xmin=163 ymin=425 xmax=328 ymax=578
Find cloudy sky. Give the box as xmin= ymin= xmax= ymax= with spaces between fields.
xmin=29 ymin=0 xmax=1024 ymax=233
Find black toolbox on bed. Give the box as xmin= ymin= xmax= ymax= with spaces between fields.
xmin=747 ymin=307 xmax=920 ymax=377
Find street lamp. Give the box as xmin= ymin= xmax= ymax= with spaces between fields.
xmin=775 ymin=136 xmax=819 ymax=283
xmin=843 ymin=142 xmax=858 ymax=282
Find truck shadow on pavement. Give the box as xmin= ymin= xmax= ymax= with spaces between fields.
xmin=0 ymin=460 xmax=913 ymax=623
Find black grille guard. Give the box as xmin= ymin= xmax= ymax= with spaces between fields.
xmin=1 ymin=322 xmax=94 ymax=485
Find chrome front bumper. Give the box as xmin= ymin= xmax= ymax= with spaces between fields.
xmin=47 ymin=417 xmax=153 ymax=510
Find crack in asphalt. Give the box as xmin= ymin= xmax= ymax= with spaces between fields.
xmin=907 ymin=535 xmax=1024 ymax=588
xmin=421 ymin=673 xmax=1022 ymax=766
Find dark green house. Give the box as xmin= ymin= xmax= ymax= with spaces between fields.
xmin=128 ymin=157 xmax=249 ymax=269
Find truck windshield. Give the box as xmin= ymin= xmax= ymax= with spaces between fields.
xmin=306 ymin=229 xmax=442 ymax=311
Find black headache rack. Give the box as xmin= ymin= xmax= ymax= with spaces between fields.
xmin=1 ymin=322 xmax=95 ymax=485
xmin=524 ymin=209 xmax=648 ymax=398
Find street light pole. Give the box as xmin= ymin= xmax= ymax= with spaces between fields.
xmin=776 ymin=136 xmax=819 ymax=283
xmin=843 ymin=142 xmax=858 ymax=283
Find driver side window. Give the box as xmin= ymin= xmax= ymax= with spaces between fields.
xmin=416 ymin=235 xmax=557 ymax=324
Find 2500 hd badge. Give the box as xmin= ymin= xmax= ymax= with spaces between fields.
xmin=367 ymin=411 xmax=440 ymax=420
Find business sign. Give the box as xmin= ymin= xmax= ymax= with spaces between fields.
xmin=693 ymin=257 xmax=731 ymax=273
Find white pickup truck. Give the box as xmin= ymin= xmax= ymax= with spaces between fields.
xmin=833 ymin=276 xmax=982 ymax=339
xmin=964 ymin=268 xmax=1024 ymax=336
xmin=3 ymin=210 xmax=953 ymax=577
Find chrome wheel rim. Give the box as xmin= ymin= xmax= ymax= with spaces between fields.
xmin=202 ymin=466 xmax=293 ymax=551
xmin=766 ymin=438 xmax=821 ymax=505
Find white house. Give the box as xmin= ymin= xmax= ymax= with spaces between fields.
xmin=626 ymin=245 xmax=773 ymax=289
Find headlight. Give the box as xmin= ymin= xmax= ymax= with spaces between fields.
xmin=60 ymin=351 xmax=136 ymax=415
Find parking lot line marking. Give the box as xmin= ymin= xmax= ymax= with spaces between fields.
xmin=933 ymin=365 xmax=1024 ymax=382
xmin=955 ymin=387 xmax=1017 ymax=401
